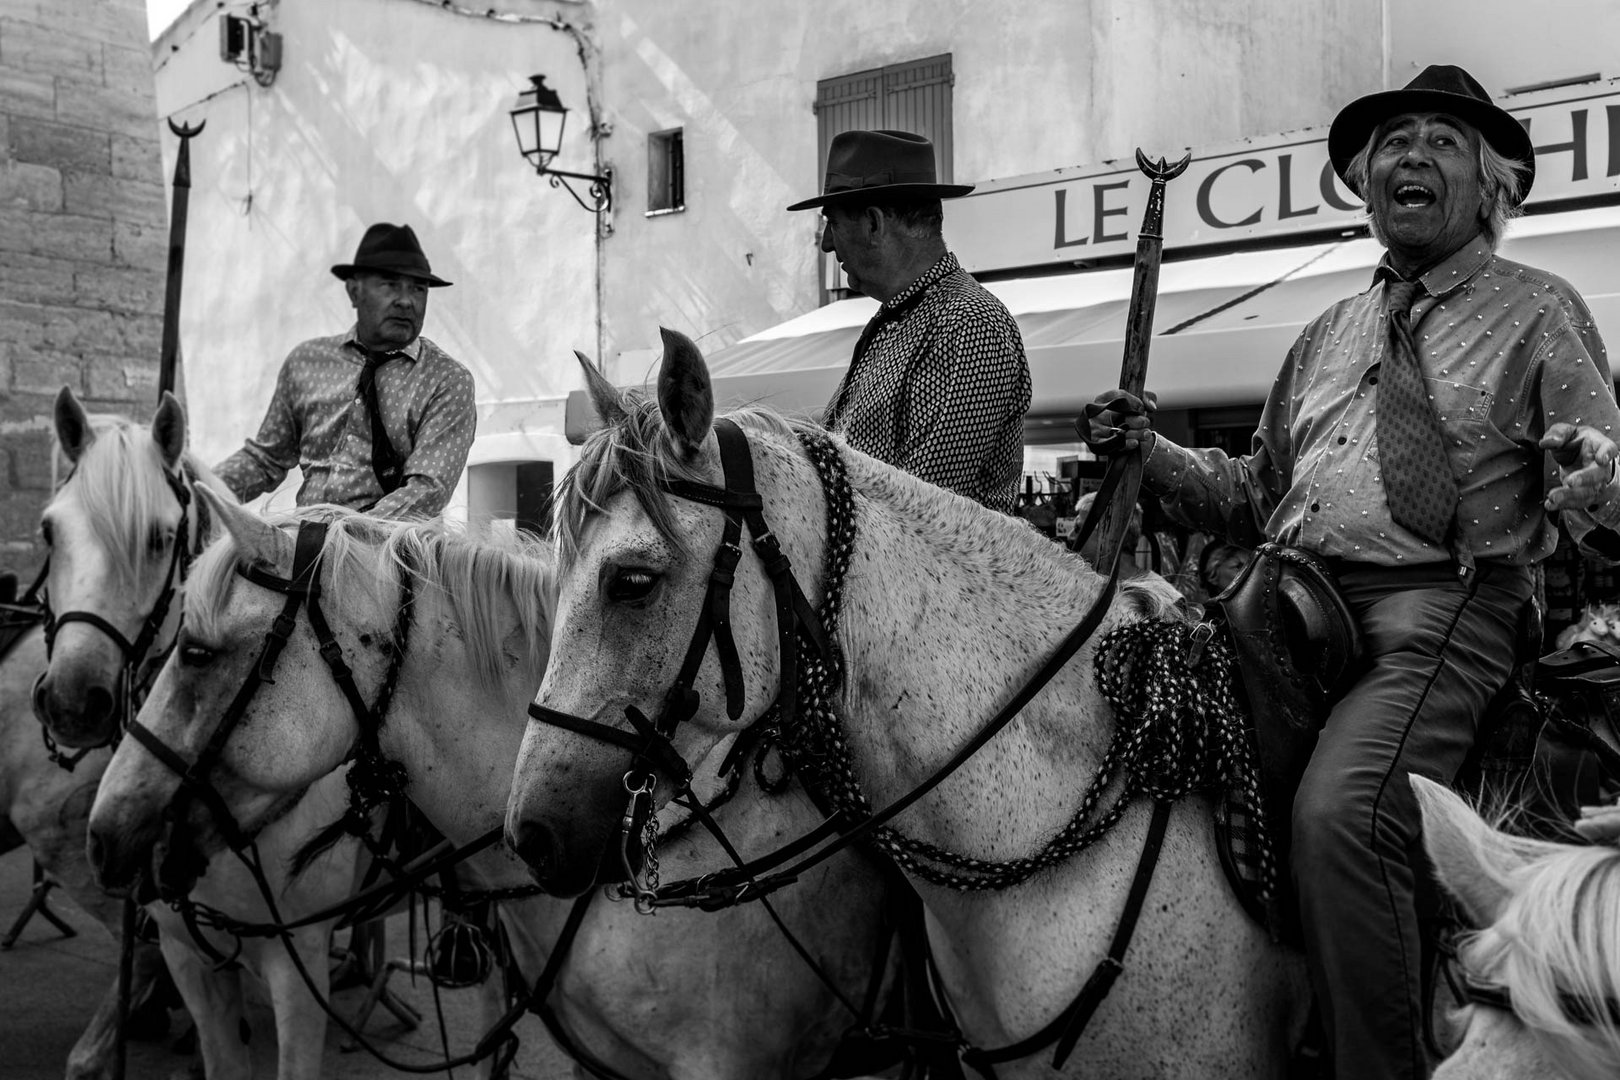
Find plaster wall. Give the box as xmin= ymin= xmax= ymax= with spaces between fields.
xmin=153 ymin=0 xmax=596 ymax=509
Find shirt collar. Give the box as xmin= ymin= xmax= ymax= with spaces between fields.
xmin=1372 ymin=234 xmax=1494 ymax=299
xmin=342 ymin=325 xmax=423 ymax=363
xmin=881 ymin=252 xmax=959 ymax=314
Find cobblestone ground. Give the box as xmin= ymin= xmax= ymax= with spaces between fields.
xmin=0 ymin=845 xmax=572 ymax=1079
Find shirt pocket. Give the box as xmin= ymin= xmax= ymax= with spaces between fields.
xmin=1427 ymin=377 xmax=1499 ymax=476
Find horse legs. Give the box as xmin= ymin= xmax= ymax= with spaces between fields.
xmin=252 ymin=923 xmax=332 ymax=1080
xmin=63 ymin=939 xmax=170 ymax=1080
xmin=161 ymin=932 xmax=251 ymax=1080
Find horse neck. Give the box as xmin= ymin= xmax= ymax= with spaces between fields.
xmin=824 ymin=456 xmax=1137 ymax=852
xmin=385 ymin=584 xmax=546 ymax=844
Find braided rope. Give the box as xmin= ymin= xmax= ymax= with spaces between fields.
xmin=772 ymin=429 xmax=1273 ymax=895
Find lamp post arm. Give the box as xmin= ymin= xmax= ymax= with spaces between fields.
xmin=544 ymin=168 xmax=613 ymax=213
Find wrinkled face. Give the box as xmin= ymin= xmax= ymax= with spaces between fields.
xmin=1366 ymin=112 xmax=1488 ymax=271
xmin=348 ymin=271 xmax=428 ymax=351
xmin=819 ymin=205 xmax=879 ymax=296
xmin=506 ymin=478 xmax=787 ymax=896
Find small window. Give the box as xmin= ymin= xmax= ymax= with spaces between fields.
xmin=647 ymin=128 xmax=684 ymax=215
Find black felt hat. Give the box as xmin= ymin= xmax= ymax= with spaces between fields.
xmin=1328 ymin=64 xmax=1534 ymax=204
xmin=331 ymin=223 xmax=451 ymax=287
xmin=786 ymin=129 xmax=973 ymax=211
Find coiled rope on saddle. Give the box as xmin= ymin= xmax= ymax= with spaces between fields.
xmin=771 ymin=429 xmax=1273 ymax=896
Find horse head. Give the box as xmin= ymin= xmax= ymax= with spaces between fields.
xmin=506 ymin=329 xmax=828 ymax=896
xmin=87 ymin=488 xmax=389 ymax=895
xmin=33 ymin=385 xmax=212 ymax=750
xmin=1416 ymin=775 xmax=1620 ymax=1080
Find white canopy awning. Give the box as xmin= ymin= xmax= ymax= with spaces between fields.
xmin=566 ymin=204 xmax=1620 ymax=443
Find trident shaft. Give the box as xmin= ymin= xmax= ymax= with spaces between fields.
xmin=158 ymin=118 xmax=205 ymax=401
xmin=1091 ymin=148 xmax=1193 ymax=578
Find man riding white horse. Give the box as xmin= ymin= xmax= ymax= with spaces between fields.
xmin=1084 ymin=64 xmax=1620 ymax=1079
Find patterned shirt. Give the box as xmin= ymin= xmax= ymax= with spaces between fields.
xmin=823 ymin=252 xmax=1031 ymax=513
xmin=215 ymin=327 xmax=476 ymax=518
xmin=1143 ymin=235 xmax=1620 ymax=568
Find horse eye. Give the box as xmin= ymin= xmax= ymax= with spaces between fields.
xmin=179 ymin=644 xmax=215 ymax=667
xmin=147 ymin=524 xmax=175 ymax=554
xmin=605 ymin=568 xmax=660 ymax=604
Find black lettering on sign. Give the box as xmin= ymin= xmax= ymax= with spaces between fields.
xmin=1278 ymin=154 xmax=1318 ymax=220
xmin=1197 ymin=159 xmax=1265 ymax=228
xmin=1053 ymin=188 xmax=1087 ymax=249
xmin=1093 ymin=180 xmax=1131 ymax=243
xmin=1522 ymin=110 xmax=1588 ymax=183
xmin=1319 ymin=159 xmax=1360 ymax=211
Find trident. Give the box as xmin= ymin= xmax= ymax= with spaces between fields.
xmin=158 ymin=117 xmax=205 ymax=399
xmin=1089 ymin=148 xmax=1193 ymax=578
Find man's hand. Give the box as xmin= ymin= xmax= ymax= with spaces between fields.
xmin=1078 ymin=389 xmax=1156 ymax=457
xmin=1542 ymin=422 xmax=1620 ymax=511
xmin=1574 ymin=800 xmax=1620 ymax=844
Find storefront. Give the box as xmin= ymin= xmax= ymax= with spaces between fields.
xmin=562 ymin=76 xmax=1620 ymax=626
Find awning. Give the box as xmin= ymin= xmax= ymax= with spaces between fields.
xmin=566 ymin=204 xmax=1620 ymax=443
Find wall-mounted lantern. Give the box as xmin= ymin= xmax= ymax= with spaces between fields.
xmin=510 ymin=75 xmax=612 ymax=215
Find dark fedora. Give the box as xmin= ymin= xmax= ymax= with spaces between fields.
xmin=330 ymin=222 xmax=452 ymax=287
xmin=1328 ymin=64 xmax=1535 ymax=204
xmin=786 ymin=129 xmax=974 ymax=211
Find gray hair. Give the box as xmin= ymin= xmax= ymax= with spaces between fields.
xmin=1345 ymin=119 xmax=1529 ymax=250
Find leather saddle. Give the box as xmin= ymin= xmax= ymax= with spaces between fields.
xmin=1205 ymin=543 xmax=1362 ymax=941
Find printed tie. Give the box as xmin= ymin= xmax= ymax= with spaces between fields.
xmin=355 ymin=352 xmax=405 ymax=496
xmin=1377 ymin=279 xmax=1458 ymax=545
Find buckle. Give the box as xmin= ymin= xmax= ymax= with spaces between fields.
xmin=1185 ymin=620 xmax=1216 ymax=667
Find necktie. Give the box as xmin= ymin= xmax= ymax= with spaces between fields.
xmin=356 ymin=352 xmax=405 ymax=497
xmin=1377 ymin=279 xmax=1458 ymax=545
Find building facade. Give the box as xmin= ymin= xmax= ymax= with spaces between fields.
xmin=0 ymin=0 xmax=168 ymax=565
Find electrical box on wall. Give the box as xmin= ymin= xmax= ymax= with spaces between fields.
xmin=219 ymin=14 xmax=252 ymax=62
xmin=218 ymin=13 xmax=283 ymax=86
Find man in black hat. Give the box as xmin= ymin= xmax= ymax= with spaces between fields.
xmin=789 ymin=129 xmax=1031 ymax=513
xmin=216 ymin=222 xmax=476 ymax=518
xmin=1083 ymin=66 xmax=1620 ymax=1077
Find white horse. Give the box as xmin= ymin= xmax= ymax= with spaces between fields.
xmin=1415 ymin=774 xmax=1620 ymax=1079
xmin=505 ymin=330 xmax=1311 ymax=1078
xmin=88 ymin=491 xmax=894 ymax=1079
xmin=2 ymin=634 xmax=173 ymax=1080
xmin=34 ymin=388 xmax=383 ymax=1080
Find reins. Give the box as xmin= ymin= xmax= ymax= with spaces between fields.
xmin=33 ymin=459 xmax=208 ymax=770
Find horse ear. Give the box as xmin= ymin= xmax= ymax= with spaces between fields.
xmin=196 ymin=484 xmax=292 ymax=568
xmin=152 ymin=391 xmax=187 ymax=469
xmin=54 ymin=385 xmax=94 ymax=463
xmin=575 ymin=350 xmax=628 ymax=428
xmin=1412 ymin=775 xmax=1531 ymax=927
xmin=655 ymin=327 xmax=713 ymax=457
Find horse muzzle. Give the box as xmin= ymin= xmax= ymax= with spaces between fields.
xmin=32 ymin=666 xmax=123 ymax=748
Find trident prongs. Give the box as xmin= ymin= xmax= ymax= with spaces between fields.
xmin=1134 ymin=148 xmax=1192 ymax=182
xmin=167 ymin=117 xmax=206 ymax=140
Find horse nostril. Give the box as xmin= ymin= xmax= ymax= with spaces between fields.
xmin=506 ymin=818 xmax=557 ymax=882
xmin=83 ymin=685 xmax=115 ymax=725
xmin=31 ymin=672 xmax=51 ymax=724
xmin=88 ymin=830 xmax=110 ymax=880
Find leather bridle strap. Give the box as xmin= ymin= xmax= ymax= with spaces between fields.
xmin=1465 ymin=977 xmax=1620 ymax=1028
xmin=125 ymin=522 xmax=327 ymax=853
xmin=530 ymin=418 xmax=827 ymax=792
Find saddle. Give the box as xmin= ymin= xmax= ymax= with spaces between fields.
xmin=1203 ymin=543 xmax=1362 ymax=941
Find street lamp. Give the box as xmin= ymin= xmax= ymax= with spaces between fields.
xmin=510 ymin=74 xmax=612 ymax=214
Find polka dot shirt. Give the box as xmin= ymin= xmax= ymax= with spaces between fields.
xmin=1142 ymin=235 xmax=1620 ymax=567
xmin=822 ymin=253 xmax=1031 ymax=513
xmin=215 ymin=326 xmax=477 ymax=518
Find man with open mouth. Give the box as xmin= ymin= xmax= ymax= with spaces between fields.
xmin=1082 ymin=64 xmax=1620 ymax=1078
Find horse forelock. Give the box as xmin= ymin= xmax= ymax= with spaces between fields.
xmin=1460 ymin=844 xmax=1620 ymax=1079
xmin=49 ymin=413 xmax=205 ymax=589
xmin=189 ymin=507 xmax=554 ymax=689
xmin=556 ymin=394 xmax=806 ymax=569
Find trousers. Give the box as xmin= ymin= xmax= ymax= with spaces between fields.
xmin=1291 ymin=558 xmax=1533 ymax=1080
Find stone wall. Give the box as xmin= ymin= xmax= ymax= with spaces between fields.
xmin=0 ymin=0 xmax=165 ymax=568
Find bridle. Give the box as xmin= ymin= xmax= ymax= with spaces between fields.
xmin=528 ymin=417 xmax=831 ymax=901
xmin=33 ymin=459 xmax=209 ymax=769
xmin=125 ymin=519 xmax=414 ymax=879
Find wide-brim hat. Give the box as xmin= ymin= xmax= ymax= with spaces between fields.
xmin=331 ymin=222 xmax=452 ymax=287
xmin=786 ymin=129 xmax=974 ymax=211
xmin=1328 ymin=64 xmax=1535 ymax=204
